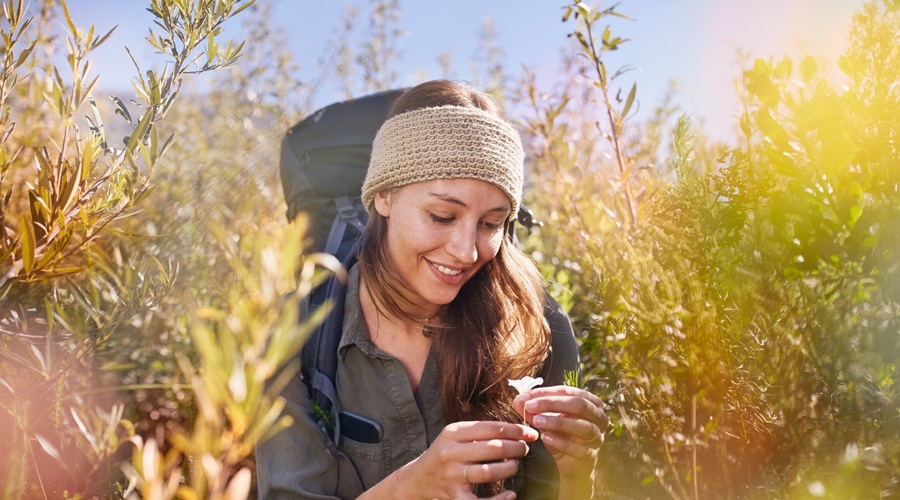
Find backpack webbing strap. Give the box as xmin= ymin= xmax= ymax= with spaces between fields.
xmin=302 ymin=244 xmax=360 ymax=441
xmin=310 ymin=369 xmax=341 ymax=445
xmin=300 ymin=247 xmax=366 ymax=491
xmin=324 ymin=196 xmax=366 ymax=256
xmin=312 ymin=262 xmax=348 ymax=444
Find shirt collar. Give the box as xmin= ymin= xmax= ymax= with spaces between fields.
xmin=338 ymin=264 xmax=377 ymax=356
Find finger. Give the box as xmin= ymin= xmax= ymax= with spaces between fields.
xmin=523 ymin=394 xmax=596 ymax=419
xmin=445 ymin=421 xmax=539 ymax=443
xmin=514 ymin=386 xmax=605 ymax=423
xmin=531 ymin=413 xmax=604 ymax=444
xmin=484 ymin=490 xmax=517 ymax=500
xmin=519 ymin=386 xmax=605 ymax=408
xmin=523 ymin=394 xmax=609 ymax=430
xmin=442 ymin=490 xmax=480 ymax=500
xmin=541 ymin=431 xmax=597 ymax=460
xmin=461 ymin=438 xmax=531 ymax=464
xmin=462 ymin=459 xmax=521 ymax=485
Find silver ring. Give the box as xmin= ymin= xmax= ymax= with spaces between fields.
xmin=586 ymin=428 xmax=605 ymax=447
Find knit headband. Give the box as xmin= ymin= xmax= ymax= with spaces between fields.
xmin=362 ymin=105 xmax=524 ymax=219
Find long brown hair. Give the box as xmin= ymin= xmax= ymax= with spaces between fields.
xmin=358 ymin=80 xmax=551 ymax=424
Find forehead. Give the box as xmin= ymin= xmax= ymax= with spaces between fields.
xmin=397 ymin=178 xmax=510 ymax=207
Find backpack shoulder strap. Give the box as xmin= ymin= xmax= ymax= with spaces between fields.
xmin=299 ymin=247 xmax=359 ymax=447
xmin=538 ymin=291 xmax=580 ymax=384
xmin=323 ymin=196 xmax=366 ymax=256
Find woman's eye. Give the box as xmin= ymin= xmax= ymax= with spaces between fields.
xmin=482 ymin=221 xmax=503 ymax=231
xmin=429 ymin=213 xmax=454 ymax=224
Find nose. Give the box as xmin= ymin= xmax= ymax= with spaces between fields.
xmin=446 ymin=221 xmax=479 ymax=264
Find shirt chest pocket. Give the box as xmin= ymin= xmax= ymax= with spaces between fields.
xmin=338 ymin=436 xmax=391 ymax=489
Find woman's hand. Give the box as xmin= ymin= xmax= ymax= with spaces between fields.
xmin=370 ymin=421 xmax=538 ymax=500
xmin=513 ymin=386 xmax=609 ymax=495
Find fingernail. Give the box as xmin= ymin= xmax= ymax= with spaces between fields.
xmin=525 ymin=400 xmax=538 ymax=411
xmin=533 ymin=415 xmax=547 ymax=426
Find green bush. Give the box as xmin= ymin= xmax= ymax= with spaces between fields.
xmin=523 ymin=1 xmax=899 ymax=498
xmin=2 ymin=0 xmax=897 ymax=498
xmin=0 ymin=1 xmax=326 ymax=497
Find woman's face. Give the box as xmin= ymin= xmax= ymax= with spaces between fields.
xmin=373 ymin=178 xmax=510 ymax=316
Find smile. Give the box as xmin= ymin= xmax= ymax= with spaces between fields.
xmin=433 ymin=263 xmax=463 ymax=276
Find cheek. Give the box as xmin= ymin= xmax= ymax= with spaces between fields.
xmin=477 ymin=233 xmax=504 ymax=262
xmin=386 ymin=215 xmax=434 ymax=258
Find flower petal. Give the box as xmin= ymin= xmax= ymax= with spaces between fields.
xmin=508 ymin=376 xmax=544 ymax=394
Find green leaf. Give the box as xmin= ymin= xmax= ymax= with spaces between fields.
xmin=739 ymin=112 xmax=752 ymax=139
xmin=157 ymin=132 xmax=177 ymax=162
xmin=232 ymin=1 xmax=255 ymax=18
xmin=36 ymin=267 xmax=83 ymax=279
xmin=206 ymin=28 xmax=216 ymax=67
xmin=19 ymin=213 xmax=35 ymax=274
xmin=125 ymin=107 xmax=154 ymax=160
xmin=800 ymin=55 xmax=818 ymax=81
xmin=563 ymin=369 xmax=583 ymax=388
xmin=14 ymin=39 xmax=36 ymax=69
xmin=575 ymin=1 xmax=591 ymax=19
xmin=111 ymin=95 xmax=132 ymax=124
xmin=146 ymin=69 xmax=161 ymax=105
xmin=59 ymin=0 xmax=78 ymax=38
xmin=574 ymin=31 xmax=591 ymax=54
xmin=622 ymin=82 xmax=637 ymax=118
xmin=90 ymin=26 xmax=117 ymax=51
xmin=774 ymin=56 xmax=793 ymax=80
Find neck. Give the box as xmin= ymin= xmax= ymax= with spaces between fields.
xmin=358 ymin=278 xmax=434 ymax=393
xmin=359 ymin=279 xmax=437 ymax=339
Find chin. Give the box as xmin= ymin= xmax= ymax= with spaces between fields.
xmin=425 ymin=287 xmax=463 ymax=307
xmin=429 ymin=294 xmax=459 ymax=307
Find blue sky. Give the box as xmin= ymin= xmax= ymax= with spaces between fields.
xmin=65 ymin=0 xmax=866 ymax=144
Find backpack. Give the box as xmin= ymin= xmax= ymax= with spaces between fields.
xmin=280 ymin=89 xmax=402 ymax=455
xmin=279 ymin=88 xmax=546 ymax=451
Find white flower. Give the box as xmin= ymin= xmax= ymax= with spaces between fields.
xmin=508 ymin=376 xmax=543 ymax=394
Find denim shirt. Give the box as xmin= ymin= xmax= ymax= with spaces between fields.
xmin=256 ymin=265 xmax=580 ymax=499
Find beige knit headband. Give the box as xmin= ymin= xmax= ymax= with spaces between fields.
xmin=362 ymin=105 xmax=524 ymax=219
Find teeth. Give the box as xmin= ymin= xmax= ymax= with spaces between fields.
xmin=434 ymin=263 xmax=462 ymax=276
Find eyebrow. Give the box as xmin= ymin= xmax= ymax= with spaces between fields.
xmin=428 ymin=191 xmax=510 ymax=214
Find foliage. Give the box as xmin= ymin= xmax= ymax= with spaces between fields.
xmin=3 ymin=0 xmax=898 ymax=498
xmin=0 ymin=0 xmax=325 ymax=497
xmin=104 ymin=0 xmax=308 ymax=444
xmin=329 ymin=0 xmax=404 ymax=99
xmin=522 ymin=1 xmax=900 ymax=498
xmin=122 ymin=217 xmax=335 ymax=499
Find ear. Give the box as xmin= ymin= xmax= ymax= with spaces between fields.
xmin=373 ymin=189 xmax=393 ymax=218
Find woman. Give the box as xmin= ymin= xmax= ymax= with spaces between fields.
xmin=257 ymin=80 xmax=609 ymax=499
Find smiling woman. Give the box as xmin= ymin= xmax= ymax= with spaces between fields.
xmin=255 ymin=80 xmax=610 ymax=500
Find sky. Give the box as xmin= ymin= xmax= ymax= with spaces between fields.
xmin=63 ymin=0 xmax=867 ymax=145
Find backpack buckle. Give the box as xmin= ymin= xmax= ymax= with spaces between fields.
xmin=335 ymin=196 xmax=359 ymax=221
